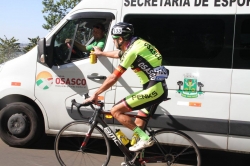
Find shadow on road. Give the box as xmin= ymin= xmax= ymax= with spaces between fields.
xmin=28 ymin=134 xmax=124 ymax=157
xmin=26 ymin=134 xmax=250 ymax=165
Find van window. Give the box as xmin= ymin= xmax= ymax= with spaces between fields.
xmin=53 ymin=19 xmax=109 ymax=66
xmin=234 ymin=15 xmax=250 ymax=69
xmin=124 ymin=15 xmax=234 ymax=68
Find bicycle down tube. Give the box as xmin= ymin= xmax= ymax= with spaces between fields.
xmin=86 ymin=111 xmax=137 ymax=164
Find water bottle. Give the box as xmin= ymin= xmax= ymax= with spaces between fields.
xmin=115 ymin=129 xmax=129 ymax=145
xmin=90 ymin=50 xmax=97 ymax=64
xmin=130 ymin=133 xmax=140 ymax=146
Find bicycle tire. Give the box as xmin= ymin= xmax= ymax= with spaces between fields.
xmin=54 ymin=120 xmax=111 ymax=166
xmin=142 ymin=129 xmax=201 ymax=166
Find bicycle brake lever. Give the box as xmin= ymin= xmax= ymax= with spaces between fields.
xmin=71 ymin=99 xmax=76 ymax=113
xmin=84 ymin=93 xmax=90 ymax=99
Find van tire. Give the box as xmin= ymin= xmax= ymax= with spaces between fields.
xmin=0 ymin=102 xmax=43 ymax=147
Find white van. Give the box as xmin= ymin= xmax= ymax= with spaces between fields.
xmin=0 ymin=0 xmax=250 ymax=154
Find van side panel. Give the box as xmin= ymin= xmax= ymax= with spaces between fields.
xmin=118 ymin=1 xmax=237 ymax=151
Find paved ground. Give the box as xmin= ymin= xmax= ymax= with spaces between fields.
xmin=0 ymin=135 xmax=250 ymax=166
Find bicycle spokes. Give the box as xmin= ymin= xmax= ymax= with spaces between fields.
xmin=139 ymin=130 xmax=201 ymax=166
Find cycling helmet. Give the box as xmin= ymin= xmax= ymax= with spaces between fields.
xmin=111 ymin=22 xmax=134 ymax=40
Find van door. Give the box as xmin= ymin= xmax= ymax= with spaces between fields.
xmin=229 ymin=13 xmax=250 ymax=153
xmin=35 ymin=11 xmax=116 ymax=130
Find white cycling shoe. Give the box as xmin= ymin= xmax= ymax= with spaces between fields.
xmin=129 ymin=137 xmax=154 ymax=152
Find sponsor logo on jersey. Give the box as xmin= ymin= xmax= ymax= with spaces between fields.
xmin=138 ymin=62 xmax=156 ymax=80
xmin=144 ymin=43 xmax=162 ymax=60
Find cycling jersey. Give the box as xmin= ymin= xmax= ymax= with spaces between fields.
xmin=114 ymin=37 xmax=169 ymax=115
xmin=117 ymin=37 xmax=168 ymax=84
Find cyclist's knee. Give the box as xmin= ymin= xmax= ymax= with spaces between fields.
xmin=111 ymin=104 xmax=130 ymax=118
xmin=110 ymin=108 xmax=119 ymax=117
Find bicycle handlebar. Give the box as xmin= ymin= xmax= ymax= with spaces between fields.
xmin=71 ymin=99 xmax=93 ymax=107
xmin=70 ymin=93 xmax=104 ymax=120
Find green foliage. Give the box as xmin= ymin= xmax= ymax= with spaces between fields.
xmin=0 ymin=36 xmax=21 ymax=63
xmin=42 ymin=0 xmax=81 ymax=30
xmin=23 ymin=36 xmax=40 ymax=53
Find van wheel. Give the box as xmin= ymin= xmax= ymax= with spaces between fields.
xmin=0 ymin=102 xmax=43 ymax=147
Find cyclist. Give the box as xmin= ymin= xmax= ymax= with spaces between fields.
xmin=84 ymin=22 xmax=169 ymax=151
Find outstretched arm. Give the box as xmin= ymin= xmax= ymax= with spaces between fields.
xmin=93 ymin=46 xmax=120 ymax=58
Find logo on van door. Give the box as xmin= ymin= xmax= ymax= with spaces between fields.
xmin=176 ymin=73 xmax=204 ymax=98
xmin=36 ymin=71 xmax=87 ymax=90
xmin=36 ymin=71 xmax=53 ymax=90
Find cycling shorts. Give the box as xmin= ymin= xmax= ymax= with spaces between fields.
xmin=115 ymin=80 xmax=168 ymax=116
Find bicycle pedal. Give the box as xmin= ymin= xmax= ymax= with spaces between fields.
xmin=121 ymin=162 xmax=127 ymax=166
xmin=120 ymin=162 xmax=135 ymax=166
xmin=121 ymin=161 xmax=141 ymax=166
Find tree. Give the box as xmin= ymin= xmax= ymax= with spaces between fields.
xmin=42 ymin=0 xmax=81 ymax=30
xmin=23 ymin=36 xmax=40 ymax=53
xmin=0 ymin=36 xmax=21 ymax=63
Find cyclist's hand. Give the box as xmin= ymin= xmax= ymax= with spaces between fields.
xmin=84 ymin=94 xmax=99 ymax=105
xmin=93 ymin=46 xmax=103 ymax=56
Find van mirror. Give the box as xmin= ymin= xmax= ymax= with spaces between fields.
xmin=38 ymin=38 xmax=46 ymax=64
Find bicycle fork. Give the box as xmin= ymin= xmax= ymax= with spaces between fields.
xmin=80 ymin=119 xmax=97 ymax=151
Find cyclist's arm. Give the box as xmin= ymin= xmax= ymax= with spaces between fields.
xmin=92 ymin=65 xmax=126 ymax=102
xmin=93 ymin=47 xmax=120 ymax=58
xmin=93 ymin=73 xmax=118 ymax=96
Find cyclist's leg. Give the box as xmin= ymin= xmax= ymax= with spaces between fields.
xmin=131 ymin=104 xmax=160 ymax=146
xmin=134 ymin=109 xmax=148 ymax=128
xmin=111 ymin=103 xmax=138 ymax=130
xmin=134 ymin=104 xmax=159 ymax=129
xmin=115 ymin=82 xmax=167 ymax=151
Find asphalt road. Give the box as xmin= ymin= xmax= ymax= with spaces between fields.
xmin=0 ymin=135 xmax=250 ymax=166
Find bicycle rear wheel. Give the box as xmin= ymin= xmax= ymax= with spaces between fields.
xmin=142 ymin=129 xmax=201 ymax=166
xmin=54 ymin=120 xmax=110 ymax=166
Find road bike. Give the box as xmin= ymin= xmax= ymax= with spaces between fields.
xmin=54 ymin=94 xmax=201 ymax=166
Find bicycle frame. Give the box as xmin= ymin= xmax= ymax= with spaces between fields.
xmin=82 ymin=108 xmax=146 ymax=165
xmin=70 ymin=97 xmax=174 ymax=165
xmin=66 ymin=97 xmax=201 ymax=166
xmin=55 ymin=98 xmax=200 ymax=166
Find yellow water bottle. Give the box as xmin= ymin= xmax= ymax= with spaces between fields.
xmin=115 ymin=129 xmax=129 ymax=145
xmin=90 ymin=50 xmax=97 ymax=64
xmin=131 ymin=133 xmax=140 ymax=146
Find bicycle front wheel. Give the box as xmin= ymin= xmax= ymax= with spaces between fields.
xmin=54 ymin=120 xmax=110 ymax=166
xmin=143 ymin=129 xmax=201 ymax=166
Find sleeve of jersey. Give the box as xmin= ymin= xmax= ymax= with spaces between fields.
xmin=113 ymin=65 xmax=127 ymax=78
xmin=113 ymin=44 xmax=138 ymax=78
